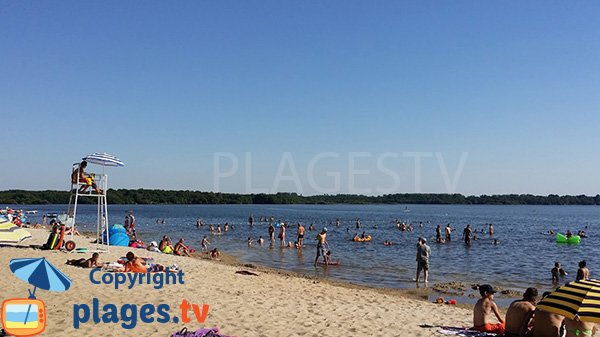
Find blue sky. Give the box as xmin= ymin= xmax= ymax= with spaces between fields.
xmin=1 ymin=1 xmax=599 ymax=195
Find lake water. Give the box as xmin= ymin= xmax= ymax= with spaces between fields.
xmin=17 ymin=204 xmax=600 ymax=294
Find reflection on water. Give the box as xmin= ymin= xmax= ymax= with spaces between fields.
xmin=21 ymin=204 xmax=600 ymax=292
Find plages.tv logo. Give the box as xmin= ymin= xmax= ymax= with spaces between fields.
xmin=1 ymin=258 xmax=72 ymax=337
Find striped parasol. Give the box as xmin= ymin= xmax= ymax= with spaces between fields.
xmin=82 ymin=152 xmax=125 ymax=167
xmin=0 ymin=219 xmax=32 ymax=244
xmin=537 ymin=279 xmax=600 ymax=322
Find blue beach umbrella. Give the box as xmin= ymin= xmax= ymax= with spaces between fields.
xmin=10 ymin=258 xmax=72 ymax=294
xmin=9 ymin=258 xmax=72 ymax=325
xmin=82 ymin=152 xmax=125 ymax=167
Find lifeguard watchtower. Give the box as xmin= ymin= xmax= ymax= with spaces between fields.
xmin=63 ymin=153 xmax=124 ymax=252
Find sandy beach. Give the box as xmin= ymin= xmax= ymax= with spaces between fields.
xmin=0 ymin=229 xmax=474 ymax=337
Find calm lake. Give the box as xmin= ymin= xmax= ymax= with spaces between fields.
xmin=18 ymin=204 xmax=600 ymax=293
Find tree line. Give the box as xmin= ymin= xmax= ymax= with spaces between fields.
xmin=0 ymin=189 xmax=599 ymax=205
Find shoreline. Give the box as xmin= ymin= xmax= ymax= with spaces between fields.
xmin=82 ymin=230 xmax=521 ymax=309
xmin=1 ymin=228 xmax=478 ymax=336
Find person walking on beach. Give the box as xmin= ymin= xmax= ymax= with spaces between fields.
xmin=128 ymin=212 xmax=135 ymax=234
xmin=415 ymin=237 xmax=431 ymax=285
xmin=445 ymin=224 xmax=452 ymax=242
xmin=314 ymin=228 xmax=329 ymax=267
xmin=297 ymin=223 xmax=305 ymax=247
xmin=463 ymin=224 xmax=472 ymax=245
xmin=201 ymin=236 xmax=210 ymax=252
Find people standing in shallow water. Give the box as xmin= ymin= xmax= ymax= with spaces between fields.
xmin=445 ymin=224 xmax=452 ymax=242
xmin=297 ymin=223 xmax=305 ymax=247
xmin=436 ymin=225 xmax=442 ymax=243
xmin=551 ymin=262 xmax=567 ymax=283
xmin=279 ymin=223 xmax=286 ymax=247
xmin=415 ymin=237 xmax=431 ymax=285
xmin=268 ymin=223 xmax=275 ymax=244
xmin=488 ymin=223 xmax=494 ymax=236
xmin=576 ymin=260 xmax=590 ymax=281
xmin=356 ymin=218 xmax=361 ymax=229
xmin=314 ymin=228 xmax=329 ymax=267
xmin=463 ymin=224 xmax=472 ymax=245
xmin=248 ymin=215 xmax=254 ymax=227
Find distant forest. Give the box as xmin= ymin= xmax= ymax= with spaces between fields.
xmin=1 ymin=189 xmax=600 ymax=205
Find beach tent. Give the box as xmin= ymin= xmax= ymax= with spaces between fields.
xmin=102 ymin=224 xmax=130 ymax=246
xmin=0 ymin=219 xmax=32 ymax=244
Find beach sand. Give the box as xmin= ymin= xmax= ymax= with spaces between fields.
xmin=0 ymin=229 xmax=472 ymax=337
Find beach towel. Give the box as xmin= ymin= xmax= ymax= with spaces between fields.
xmin=437 ymin=326 xmax=497 ymax=337
xmin=171 ymin=327 xmax=237 ymax=337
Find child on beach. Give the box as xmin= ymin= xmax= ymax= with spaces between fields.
xmin=209 ymin=248 xmax=220 ymax=260
xmin=324 ymin=250 xmax=332 ymax=265
xmin=551 ymin=262 xmax=567 ymax=283
xmin=472 ymin=284 xmax=505 ymax=335
xmin=201 ymin=236 xmax=210 ymax=252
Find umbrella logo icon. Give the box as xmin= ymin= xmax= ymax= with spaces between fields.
xmin=1 ymin=258 xmax=72 ymax=337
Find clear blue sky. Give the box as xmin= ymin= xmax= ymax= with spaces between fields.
xmin=2 ymin=1 xmax=599 ymax=195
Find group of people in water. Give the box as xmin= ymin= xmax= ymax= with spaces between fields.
xmin=433 ymin=223 xmax=496 ymax=244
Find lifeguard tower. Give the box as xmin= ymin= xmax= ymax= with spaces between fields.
xmin=63 ymin=153 xmax=124 ymax=252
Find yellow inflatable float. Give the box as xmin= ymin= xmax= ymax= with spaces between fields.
xmin=353 ymin=235 xmax=372 ymax=242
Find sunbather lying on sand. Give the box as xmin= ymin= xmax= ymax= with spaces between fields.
xmin=119 ymin=251 xmax=148 ymax=273
xmin=67 ymin=253 xmax=101 ymax=268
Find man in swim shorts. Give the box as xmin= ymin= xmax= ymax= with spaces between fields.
xmin=472 ymin=284 xmax=505 ymax=334
xmin=445 ymin=223 xmax=452 ymax=242
xmin=297 ymin=223 xmax=305 ymax=247
xmin=463 ymin=224 xmax=472 ymax=245
xmin=314 ymin=228 xmax=329 ymax=267
xmin=415 ymin=237 xmax=431 ymax=284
